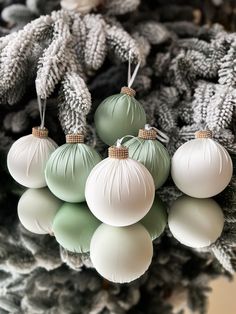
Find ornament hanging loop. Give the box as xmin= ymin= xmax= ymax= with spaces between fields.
xmin=37 ymin=94 xmax=47 ymax=130
xmin=127 ymin=52 xmax=141 ymax=89
xmin=144 ymin=124 xmax=169 ymax=143
xmin=116 ymin=135 xmax=136 ymax=147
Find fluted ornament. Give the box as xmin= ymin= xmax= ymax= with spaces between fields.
xmin=124 ymin=126 xmax=170 ymax=189
xmin=85 ymin=145 xmax=155 ymax=226
xmin=171 ymin=130 xmax=233 ymax=198
xmin=7 ymin=127 xmax=58 ymax=188
xmin=45 ymin=133 xmax=101 ymax=202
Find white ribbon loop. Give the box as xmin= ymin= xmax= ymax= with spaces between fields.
xmin=144 ymin=124 xmax=169 ymax=143
xmin=127 ymin=52 xmax=141 ymax=88
xmin=37 ymin=95 xmax=47 ymax=129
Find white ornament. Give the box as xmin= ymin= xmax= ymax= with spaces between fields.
xmin=7 ymin=127 xmax=57 ymax=188
xmin=85 ymin=145 xmax=155 ymax=227
xmin=171 ymin=130 xmax=233 ymax=198
xmin=168 ymin=195 xmax=224 ymax=248
xmin=90 ymin=223 xmax=153 ymax=283
xmin=18 ymin=188 xmax=62 ymax=234
xmin=61 ymin=0 xmax=101 ymax=13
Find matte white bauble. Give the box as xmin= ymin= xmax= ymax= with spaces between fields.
xmin=7 ymin=127 xmax=57 ymax=188
xmin=90 ymin=223 xmax=153 ymax=283
xmin=18 ymin=188 xmax=62 ymax=234
xmin=168 ymin=196 xmax=224 ymax=248
xmin=85 ymin=146 xmax=155 ymax=227
xmin=171 ymin=130 xmax=233 ymax=198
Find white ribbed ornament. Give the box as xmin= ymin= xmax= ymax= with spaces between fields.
xmin=90 ymin=223 xmax=153 ymax=283
xmin=7 ymin=127 xmax=57 ymax=188
xmin=168 ymin=196 xmax=224 ymax=248
xmin=85 ymin=145 xmax=155 ymax=227
xmin=171 ymin=130 xmax=233 ymax=198
xmin=18 ymin=188 xmax=62 ymax=235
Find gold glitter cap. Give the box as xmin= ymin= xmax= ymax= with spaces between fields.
xmin=66 ymin=133 xmax=84 ymax=144
xmin=138 ymin=128 xmax=157 ymax=140
xmin=195 ymin=130 xmax=213 ymax=139
xmin=32 ymin=127 xmax=48 ymax=138
xmin=108 ymin=146 xmax=129 ymax=159
xmin=120 ymin=86 xmax=136 ymax=97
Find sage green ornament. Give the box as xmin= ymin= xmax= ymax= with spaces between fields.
xmin=45 ymin=133 xmax=101 ymax=203
xmin=140 ymin=195 xmax=167 ymax=240
xmin=52 ymin=202 xmax=100 ymax=253
xmin=94 ymin=86 xmax=146 ymax=146
xmin=124 ymin=127 xmax=170 ymax=189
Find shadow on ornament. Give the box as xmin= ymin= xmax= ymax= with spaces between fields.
xmin=52 ymin=202 xmax=100 ymax=253
xmin=168 ymin=195 xmax=224 ymax=248
xmin=90 ymin=223 xmax=153 ymax=283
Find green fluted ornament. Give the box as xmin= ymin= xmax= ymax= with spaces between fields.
xmin=94 ymin=87 xmax=146 ymax=146
xmin=45 ymin=133 xmax=101 ymax=202
xmin=52 ymin=202 xmax=100 ymax=253
xmin=124 ymin=127 xmax=170 ymax=189
xmin=140 ymin=196 xmax=167 ymax=240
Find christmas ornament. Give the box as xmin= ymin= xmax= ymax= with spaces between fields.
xmin=17 ymin=188 xmax=62 ymax=234
xmin=140 ymin=195 xmax=167 ymax=240
xmin=7 ymin=127 xmax=58 ymax=188
xmin=168 ymin=195 xmax=224 ymax=248
xmin=124 ymin=125 xmax=170 ymax=189
xmin=45 ymin=133 xmax=101 ymax=203
xmin=94 ymin=60 xmax=146 ymax=146
xmin=52 ymin=202 xmax=100 ymax=253
xmin=90 ymin=223 xmax=153 ymax=283
xmin=85 ymin=144 xmax=155 ymax=226
xmin=171 ymin=130 xmax=233 ymax=198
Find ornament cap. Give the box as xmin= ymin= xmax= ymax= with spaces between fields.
xmin=108 ymin=146 xmax=129 ymax=159
xmin=121 ymin=86 xmax=136 ymax=97
xmin=32 ymin=127 xmax=48 ymax=138
xmin=139 ymin=128 xmax=157 ymax=140
xmin=195 ymin=130 xmax=213 ymax=139
xmin=66 ymin=133 xmax=84 ymax=144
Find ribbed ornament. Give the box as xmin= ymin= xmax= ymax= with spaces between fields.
xmin=45 ymin=133 xmax=101 ymax=202
xmin=94 ymin=87 xmax=146 ymax=146
xmin=124 ymin=128 xmax=170 ymax=189
xmin=85 ymin=145 xmax=155 ymax=226
xmin=7 ymin=127 xmax=58 ymax=188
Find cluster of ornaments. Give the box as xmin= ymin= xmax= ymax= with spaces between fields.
xmin=7 ymin=80 xmax=233 ymax=283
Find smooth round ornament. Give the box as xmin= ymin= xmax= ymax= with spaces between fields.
xmin=17 ymin=187 xmax=62 ymax=234
xmin=52 ymin=202 xmax=100 ymax=253
xmin=90 ymin=223 xmax=153 ymax=283
xmin=124 ymin=129 xmax=170 ymax=189
xmin=168 ymin=196 xmax=224 ymax=248
xmin=140 ymin=196 xmax=167 ymax=240
xmin=7 ymin=128 xmax=57 ymax=188
xmin=94 ymin=87 xmax=146 ymax=146
xmin=45 ymin=135 xmax=101 ymax=203
xmin=171 ymin=131 xmax=233 ymax=198
xmin=85 ymin=146 xmax=155 ymax=227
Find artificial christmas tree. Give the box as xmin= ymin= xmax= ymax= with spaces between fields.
xmin=0 ymin=0 xmax=236 ymax=313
